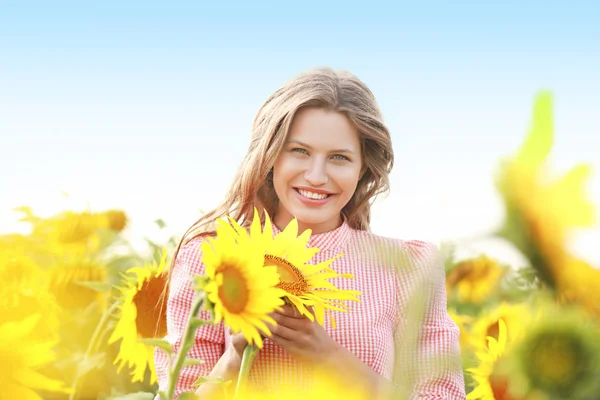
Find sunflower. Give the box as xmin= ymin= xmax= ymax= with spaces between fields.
xmin=0 ymin=253 xmax=60 ymax=340
xmin=466 ymin=319 xmax=508 ymax=400
xmin=48 ymin=261 xmax=108 ymax=310
xmin=234 ymin=365 xmax=371 ymax=400
xmin=100 ymin=209 xmax=129 ymax=232
xmin=0 ymin=315 xmax=71 ymax=399
xmin=496 ymin=92 xmax=598 ymax=310
xmin=468 ymin=302 xmax=532 ymax=353
xmin=553 ymin=256 xmax=600 ymax=316
xmin=493 ymin=309 xmax=600 ymax=399
xmin=446 ymin=255 xmax=507 ymax=304
xmin=200 ymin=215 xmax=286 ymax=349
xmin=108 ymin=250 xmax=170 ymax=383
xmin=254 ymin=210 xmax=361 ymax=328
xmin=46 ymin=210 xmax=106 ymax=249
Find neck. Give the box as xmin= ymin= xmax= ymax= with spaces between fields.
xmin=273 ymin=213 xmax=342 ymax=235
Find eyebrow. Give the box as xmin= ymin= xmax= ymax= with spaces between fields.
xmin=287 ymin=140 xmax=356 ymax=154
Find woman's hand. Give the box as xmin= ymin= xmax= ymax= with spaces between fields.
xmin=193 ymin=331 xmax=248 ymax=399
xmin=267 ymin=304 xmax=341 ymax=365
xmin=221 ymin=330 xmax=249 ymax=374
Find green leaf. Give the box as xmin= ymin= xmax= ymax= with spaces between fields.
xmin=138 ymin=338 xmax=173 ymax=353
xmin=154 ymin=218 xmax=167 ymax=229
xmin=516 ymin=91 xmax=554 ymax=168
xmin=183 ymin=357 xmax=206 ymax=367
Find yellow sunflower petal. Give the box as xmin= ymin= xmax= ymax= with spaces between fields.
xmin=253 ymin=209 xmax=361 ymax=328
xmin=108 ymin=250 xmax=169 ymax=384
xmin=201 ymin=214 xmax=285 ymax=348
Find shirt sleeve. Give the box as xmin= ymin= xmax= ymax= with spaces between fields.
xmin=393 ymin=241 xmax=466 ymax=399
xmin=154 ymin=237 xmax=226 ymax=399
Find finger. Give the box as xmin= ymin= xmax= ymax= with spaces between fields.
xmin=268 ymin=320 xmax=300 ymax=341
xmin=277 ymin=304 xmax=298 ymax=316
xmin=231 ymin=334 xmax=249 ymax=354
xmin=270 ymin=331 xmax=301 ymax=351
xmin=271 ymin=312 xmax=312 ymax=332
xmin=275 ymin=315 xmax=313 ymax=333
xmin=276 ymin=304 xmax=305 ymax=319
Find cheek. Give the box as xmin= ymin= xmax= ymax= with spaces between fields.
xmin=329 ymin=174 xmax=360 ymax=205
xmin=337 ymin=168 xmax=362 ymax=194
xmin=273 ymin=156 xmax=302 ymax=185
xmin=272 ymin=157 xmax=293 ymax=194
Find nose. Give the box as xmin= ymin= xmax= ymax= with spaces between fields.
xmin=304 ymin=158 xmax=328 ymax=186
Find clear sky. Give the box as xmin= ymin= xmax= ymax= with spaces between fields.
xmin=1 ymin=1 xmax=599 ymax=266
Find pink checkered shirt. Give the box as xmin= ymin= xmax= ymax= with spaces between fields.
xmin=154 ymin=221 xmax=466 ymax=399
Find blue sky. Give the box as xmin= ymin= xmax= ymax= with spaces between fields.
xmin=1 ymin=1 xmax=599 ymax=265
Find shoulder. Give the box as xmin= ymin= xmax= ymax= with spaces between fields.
xmin=350 ymin=229 xmax=440 ymax=273
xmin=173 ymin=235 xmax=212 ymax=277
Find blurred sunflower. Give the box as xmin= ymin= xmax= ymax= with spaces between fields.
xmin=0 ymin=315 xmax=71 ymax=399
xmin=0 ymin=253 xmax=60 ymax=340
xmin=466 ymin=319 xmax=508 ymax=400
xmin=235 ymin=365 xmax=371 ymax=400
xmin=108 ymin=250 xmax=170 ymax=383
xmin=48 ymin=261 xmax=108 ymax=310
xmin=52 ymin=210 xmax=106 ymax=247
xmin=551 ymin=255 xmax=600 ymax=316
xmin=468 ymin=302 xmax=532 ymax=352
xmin=497 ymin=93 xmax=596 ymax=248
xmin=494 ymin=310 xmax=600 ymax=399
xmin=446 ymin=255 xmax=507 ymax=304
xmin=101 ymin=209 xmax=129 ymax=232
xmin=255 ymin=210 xmax=361 ymax=328
xmin=496 ymin=92 xmax=598 ymax=312
xmin=200 ymin=215 xmax=286 ymax=349
xmin=279 ymin=367 xmax=372 ymax=400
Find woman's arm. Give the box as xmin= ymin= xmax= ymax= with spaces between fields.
xmin=321 ymin=340 xmax=402 ymax=399
xmin=393 ymin=241 xmax=466 ymax=399
xmin=194 ymin=333 xmax=246 ymax=399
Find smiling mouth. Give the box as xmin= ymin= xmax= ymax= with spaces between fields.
xmin=295 ymin=188 xmax=332 ymax=200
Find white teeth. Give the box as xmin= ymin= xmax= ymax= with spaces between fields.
xmin=298 ymin=189 xmax=328 ymax=200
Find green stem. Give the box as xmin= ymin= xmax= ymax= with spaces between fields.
xmin=164 ymin=292 xmax=206 ymax=400
xmin=233 ymin=344 xmax=259 ymax=400
xmin=69 ymin=300 xmax=120 ymax=400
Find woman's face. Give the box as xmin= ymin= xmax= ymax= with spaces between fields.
xmin=272 ymin=107 xmax=363 ymax=234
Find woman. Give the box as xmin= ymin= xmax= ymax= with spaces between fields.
xmin=154 ymin=67 xmax=466 ymax=399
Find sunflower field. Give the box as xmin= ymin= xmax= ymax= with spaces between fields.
xmin=2 ymin=92 xmax=599 ymax=400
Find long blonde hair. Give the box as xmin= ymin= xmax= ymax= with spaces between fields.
xmin=171 ymin=67 xmax=394 ymax=269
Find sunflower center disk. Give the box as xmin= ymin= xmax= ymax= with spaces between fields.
xmin=531 ymin=334 xmax=579 ymax=386
xmin=217 ymin=266 xmax=250 ymax=314
xmin=264 ymin=254 xmax=308 ymax=296
xmin=132 ymin=275 xmax=169 ymax=338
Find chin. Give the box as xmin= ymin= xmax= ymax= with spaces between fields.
xmin=293 ymin=208 xmax=338 ymax=226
